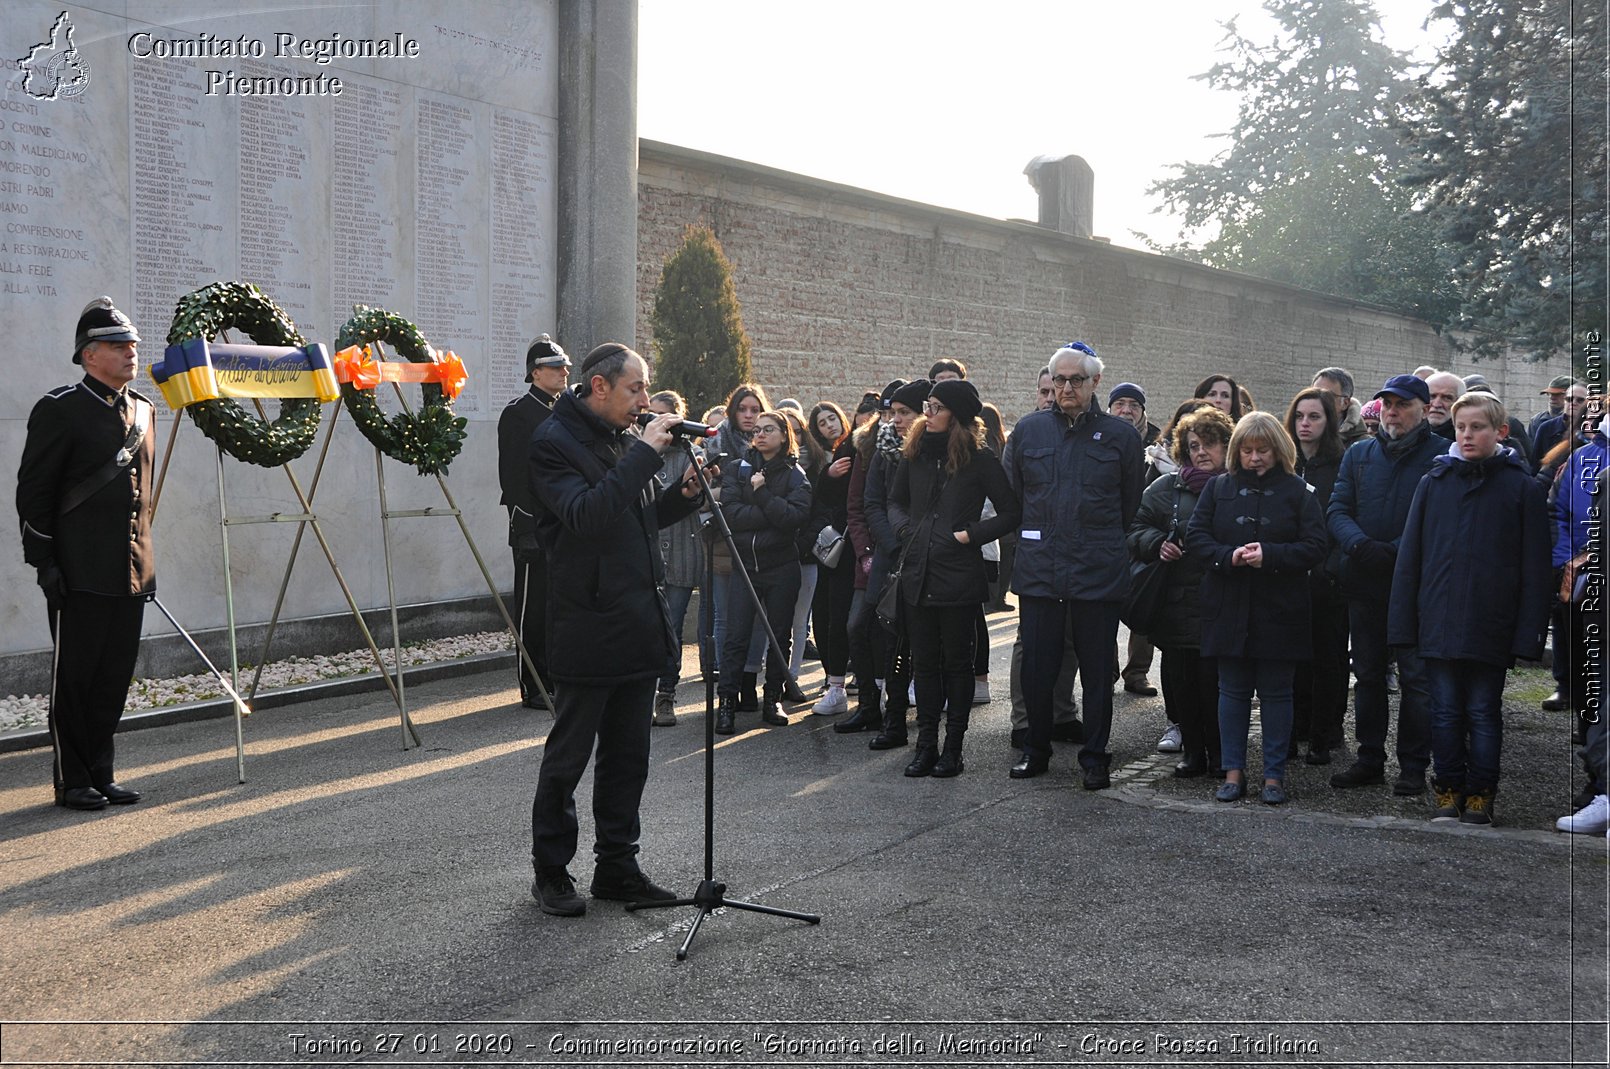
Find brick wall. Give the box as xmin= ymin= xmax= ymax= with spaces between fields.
xmin=637 ymin=141 xmax=1569 ymax=426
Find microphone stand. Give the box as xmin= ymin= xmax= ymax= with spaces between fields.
xmin=628 ymin=435 xmax=820 ymax=958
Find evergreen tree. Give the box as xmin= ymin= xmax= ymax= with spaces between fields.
xmin=1399 ymin=0 xmax=1606 ymax=360
xmin=649 ymin=225 xmax=753 ymax=414
xmin=1146 ymin=0 xmax=1458 ymax=323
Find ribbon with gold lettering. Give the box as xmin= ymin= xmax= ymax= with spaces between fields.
xmin=152 ymin=338 xmax=340 ymax=409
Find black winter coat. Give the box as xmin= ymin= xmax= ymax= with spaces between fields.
xmin=1294 ymin=448 xmax=1343 ymax=581
xmin=497 ymin=384 xmax=557 ymax=550
xmin=528 ymin=391 xmax=701 ymax=685
xmin=1187 ymin=468 xmax=1328 ymax=661
xmin=889 ymin=435 xmax=1021 ymax=607
xmin=1387 ymin=447 xmax=1552 ymax=666
xmin=720 ymin=447 xmax=813 ymax=574
xmin=1126 ymin=472 xmax=1208 ymax=650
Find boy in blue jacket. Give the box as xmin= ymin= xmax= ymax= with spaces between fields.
xmin=1389 ymin=393 xmax=1553 ymax=826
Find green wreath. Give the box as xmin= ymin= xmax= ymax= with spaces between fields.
xmin=334 ymin=305 xmax=467 ymax=476
xmin=166 ymin=281 xmax=323 ymax=467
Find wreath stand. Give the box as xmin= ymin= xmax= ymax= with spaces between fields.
xmin=360 ymin=339 xmax=554 ymax=735
xmin=150 ymin=394 xmax=412 ymax=781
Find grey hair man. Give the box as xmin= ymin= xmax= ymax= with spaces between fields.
xmin=1313 ymin=366 xmax=1367 ymax=447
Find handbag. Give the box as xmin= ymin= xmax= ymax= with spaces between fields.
xmin=1562 ymin=550 xmax=1593 ymax=604
xmin=813 ymin=524 xmax=846 ymax=568
xmin=876 ymin=558 xmax=903 ymax=628
xmin=1120 ymin=482 xmax=1180 ymax=632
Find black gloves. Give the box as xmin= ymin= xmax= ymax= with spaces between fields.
xmin=36 ymin=563 xmax=67 ymax=613
xmin=1351 ymin=540 xmax=1396 ymax=569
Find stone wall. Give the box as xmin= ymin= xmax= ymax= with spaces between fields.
xmin=637 ymin=141 xmax=1569 ymax=425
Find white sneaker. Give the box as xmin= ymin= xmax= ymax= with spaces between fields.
xmin=812 ymin=685 xmax=848 ymax=716
xmin=1556 ymin=794 xmax=1610 ymax=834
xmin=973 ymin=679 xmax=991 ymax=705
xmin=1157 ymin=724 xmax=1183 ymax=753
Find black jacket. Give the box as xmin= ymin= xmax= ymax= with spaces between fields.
xmin=16 ymin=376 xmax=156 ymax=597
xmin=1294 ymin=448 xmax=1343 ymax=580
xmin=720 ymin=447 xmax=813 ymax=574
xmin=1126 ymin=471 xmax=1208 ymax=650
xmin=498 ymin=384 xmax=557 ymax=550
xmin=890 ymin=435 xmax=1021 ymax=607
xmin=1187 ymin=468 xmax=1328 ymax=661
xmin=527 ymin=390 xmax=700 ymax=685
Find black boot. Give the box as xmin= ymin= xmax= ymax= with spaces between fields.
xmin=738 ymin=671 xmax=759 ymax=712
xmin=758 ymin=686 xmax=788 ymax=726
xmin=904 ymin=711 xmax=940 ymax=776
xmin=932 ymin=728 xmax=966 ymax=778
xmin=715 ymin=695 xmax=736 ymax=735
xmin=869 ymin=693 xmax=908 ymax=749
xmin=835 ymin=686 xmax=882 ymax=733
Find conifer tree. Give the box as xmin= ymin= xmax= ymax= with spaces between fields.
xmin=649 ymin=225 xmax=753 ymax=414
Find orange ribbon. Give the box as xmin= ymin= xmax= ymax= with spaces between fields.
xmin=333 ymin=344 xmax=468 ymax=400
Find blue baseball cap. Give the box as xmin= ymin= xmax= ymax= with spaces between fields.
xmin=1374 ymin=374 xmax=1430 ymax=405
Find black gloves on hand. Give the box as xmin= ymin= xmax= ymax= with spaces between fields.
xmin=36 ymin=563 xmax=67 ymax=613
xmin=1351 ymin=540 xmax=1396 ymax=569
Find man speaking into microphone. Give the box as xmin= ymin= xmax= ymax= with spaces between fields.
xmin=526 ymin=342 xmax=707 ymax=916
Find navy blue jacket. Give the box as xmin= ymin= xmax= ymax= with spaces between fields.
xmin=528 ymin=390 xmax=701 ymax=684
xmin=1186 ymin=468 xmax=1328 ymax=661
xmin=1326 ymin=423 xmax=1448 ymax=598
xmin=1388 ymin=447 xmax=1552 ymax=666
xmin=1005 ymin=399 xmax=1144 ymax=602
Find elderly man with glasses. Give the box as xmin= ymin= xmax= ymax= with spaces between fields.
xmin=1003 ymin=341 xmax=1144 ymax=788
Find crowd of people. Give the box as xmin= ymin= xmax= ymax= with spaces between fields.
xmin=617 ymin=352 xmax=1603 ymax=828
xmin=491 ymin=337 xmax=1604 ymax=913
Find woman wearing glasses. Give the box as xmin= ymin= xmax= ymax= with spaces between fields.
xmin=888 ymin=379 xmax=1020 ymax=777
xmin=715 ymin=410 xmax=813 ymax=734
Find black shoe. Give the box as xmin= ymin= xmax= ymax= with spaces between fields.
xmin=521 ymin=696 xmax=547 ymax=710
xmin=1081 ymin=763 xmax=1111 ymax=791
xmin=589 ymin=869 xmax=677 ymax=903
xmin=1050 ymin=719 xmax=1085 ymax=743
xmin=1392 ymin=770 xmax=1427 ymax=797
xmin=1123 ymin=680 xmax=1158 ymax=696
xmin=904 ymin=746 xmax=938 ymax=777
xmin=782 ymin=680 xmax=809 ymax=704
xmin=55 ymin=786 xmax=108 ymax=811
xmin=932 ymin=750 xmax=964 ymax=778
xmin=758 ymin=700 xmax=789 ymax=727
xmin=868 ymin=731 xmax=908 ymax=750
xmin=1330 ymin=761 xmax=1385 ymax=789
xmin=532 ymin=868 xmax=586 ymax=916
xmin=1305 ymin=747 xmax=1332 ymax=766
xmin=1542 ymin=689 xmax=1570 ymax=712
xmin=1172 ymin=752 xmax=1207 ymax=779
xmin=1010 ymin=753 xmax=1049 ymax=779
xmin=737 ymin=672 xmax=759 ymax=712
xmin=834 ymin=704 xmax=881 ymax=733
xmin=804 ymin=640 xmax=819 ymax=660
xmin=714 ymin=697 xmax=736 ymax=735
xmin=95 ymin=782 xmax=141 ymax=805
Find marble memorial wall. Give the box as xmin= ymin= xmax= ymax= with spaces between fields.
xmin=0 ymin=1 xmax=558 ymax=656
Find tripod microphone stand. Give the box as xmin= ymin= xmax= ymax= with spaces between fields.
xmin=628 ymin=435 xmax=820 ymax=958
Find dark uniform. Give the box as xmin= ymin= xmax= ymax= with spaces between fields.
xmin=17 ymin=304 xmax=156 ymax=808
xmin=498 ymin=382 xmax=559 ymax=703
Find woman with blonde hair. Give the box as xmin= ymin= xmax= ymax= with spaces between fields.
xmin=1186 ymin=411 xmax=1327 ymax=804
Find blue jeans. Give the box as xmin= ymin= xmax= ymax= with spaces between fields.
xmin=1347 ymin=595 xmax=1431 ymax=774
xmin=1424 ymin=658 xmax=1507 ymax=793
xmin=788 ymin=561 xmax=819 ymax=677
xmin=1217 ymin=656 xmax=1296 ymax=782
xmin=658 ymin=584 xmax=707 ymax=694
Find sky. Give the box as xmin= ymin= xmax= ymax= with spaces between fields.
xmin=638 ymin=0 xmax=1447 ymax=252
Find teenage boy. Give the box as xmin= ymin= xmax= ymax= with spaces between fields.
xmin=1388 ymin=393 xmax=1552 ymax=826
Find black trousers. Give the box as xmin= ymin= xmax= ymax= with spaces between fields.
xmin=531 ymin=676 xmax=656 ymax=874
xmin=811 ymin=556 xmax=855 ymax=677
xmin=1021 ymin=596 xmax=1120 ymax=768
xmin=48 ymin=594 xmax=145 ymax=791
xmin=512 ymin=549 xmax=550 ymax=700
xmin=719 ymin=562 xmax=800 ymax=698
xmin=1293 ymin=585 xmax=1350 ymax=751
xmin=906 ymin=602 xmax=978 ymax=740
xmin=1159 ymin=646 xmax=1219 ymax=765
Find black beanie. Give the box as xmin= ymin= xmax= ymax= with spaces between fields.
xmin=889 ymin=378 xmax=932 ymax=413
xmin=879 ymin=378 xmax=908 ymax=409
xmin=929 ymin=378 xmax=982 ymax=426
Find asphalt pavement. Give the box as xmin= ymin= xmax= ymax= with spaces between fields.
xmin=2 ymin=612 xmax=1605 ymax=1068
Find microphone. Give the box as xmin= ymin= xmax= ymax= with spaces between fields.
xmin=636 ymin=412 xmax=718 ymax=438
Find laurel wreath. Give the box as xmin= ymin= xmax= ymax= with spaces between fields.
xmin=165 ymin=281 xmax=322 ymax=467
xmin=334 ymin=306 xmax=467 ymax=476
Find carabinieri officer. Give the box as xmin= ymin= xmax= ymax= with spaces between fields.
xmin=16 ymin=296 xmax=156 ymax=811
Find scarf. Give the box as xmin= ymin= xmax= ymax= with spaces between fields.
xmin=1178 ymin=465 xmax=1216 ymax=494
xmin=1379 ymin=419 xmax=1432 ymax=461
xmin=876 ymin=419 xmax=904 ymax=464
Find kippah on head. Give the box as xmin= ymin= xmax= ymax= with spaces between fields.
xmin=73 ymin=295 xmax=140 ymax=364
